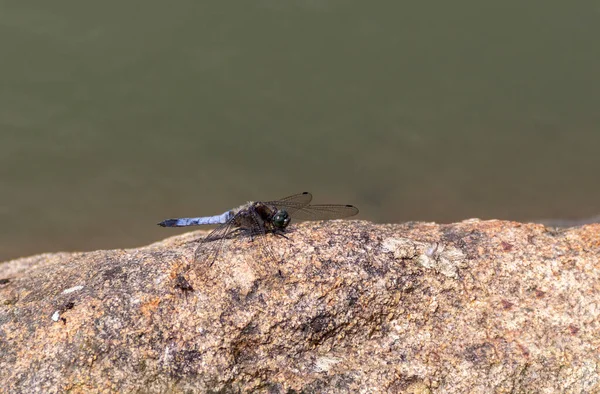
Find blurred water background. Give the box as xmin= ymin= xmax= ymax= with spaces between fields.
xmin=1 ymin=1 xmax=599 ymax=261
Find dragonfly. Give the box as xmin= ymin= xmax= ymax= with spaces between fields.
xmin=158 ymin=192 xmax=359 ymax=268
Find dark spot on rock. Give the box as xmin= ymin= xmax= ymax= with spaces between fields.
xmin=333 ymin=373 xmax=356 ymax=390
xmin=464 ymin=342 xmax=495 ymax=364
xmin=175 ymin=274 xmax=193 ymax=292
xmin=309 ymin=314 xmax=331 ymax=333
xmin=136 ymin=359 xmax=147 ymax=373
xmin=228 ymin=288 xmax=242 ymax=303
xmin=544 ymin=227 xmax=566 ymax=237
xmin=402 ymin=284 xmax=416 ymax=294
xmin=231 ymin=339 xmax=260 ymax=364
xmin=241 ymin=323 xmax=259 ymax=336
xmin=2 ymin=297 xmax=17 ymax=306
xmin=388 ymin=375 xmax=422 ymax=392
xmin=319 ymin=258 xmax=334 ymax=271
xmin=265 ymin=382 xmax=283 ymax=394
xmin=360 ymin=231 xmax=371 ymax=243
xmin=517 ymin=342 xmax=530 ymax=357
xmin=300 ymin=313 xmax=345 ymax=346
xmin=0 ymin=278 xmax=10 ymax=285
xmin=171 ymin=349 xmax=203 ymax=378
xmin=442 ymin=229 xmax=484 ymax=259
xmin=442 ymin=226 xmax=468 ymax=245
xmin=568 ymin=324 xmax=579 ymax=335
xmin=299 ymin=378 xmax=328 ymax=393
xmin=244 ymin=281 xmax=261 ymax=302
xmin=60 ymin=317 xmax=67 ymax=325
xmin=500 ymin=299 xmax=514 ymax=310
xmin=54 ymin=301 xmax=76 ymax=315
xmin=362 ymin=260 xmax=388 ymax=277
xmin=102 ymin=266 xmax=126 ymax=282
xmin=501 ymin=241 xmax=513 ymax=251
xmin=534 ymin=289 xmax=546 ymax=298
xmin=347 ymin=292 xmax=358 ymax=307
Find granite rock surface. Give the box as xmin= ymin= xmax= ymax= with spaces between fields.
xmin=1 ymin=220 xmax=599 ymax=393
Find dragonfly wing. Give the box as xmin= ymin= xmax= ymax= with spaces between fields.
xmin=246 ymin=210 xmax=284 ymax=267
xmin=267 ymin=192 xmax=313 ymax=206
xmin=193 ymin=209 xmax=282 ymax=271
xmin=194 ymin=215 xmax=240 ymax=267
xmin=264 ymin=192 xmax=313 ymax=216
xmin=287 ymin=204 xmax=359 ymax=221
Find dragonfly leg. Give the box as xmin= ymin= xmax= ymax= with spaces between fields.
xmin=273 ymin=229 xmax=290 ymax=240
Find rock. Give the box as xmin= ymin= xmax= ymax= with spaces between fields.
xmin=1 ymin=220 xmax=599 ymax=393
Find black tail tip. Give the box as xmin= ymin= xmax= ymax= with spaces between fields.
xmin=158 ymin=219 xmax=178 ymax=227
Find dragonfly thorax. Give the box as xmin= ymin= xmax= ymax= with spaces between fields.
xmin=250 ymin=202 xmax=291 ymax=232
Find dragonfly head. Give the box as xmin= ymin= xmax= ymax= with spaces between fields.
xmin=272 ymin=209 xmax=291 ymax=229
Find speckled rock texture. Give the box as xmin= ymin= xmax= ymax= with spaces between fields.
xmin=1 ymin=220 xmax=599 ymax=393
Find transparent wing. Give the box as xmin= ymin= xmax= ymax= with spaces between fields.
xmin=193 ymin=216 xmax=240 ymax=267
xmin=264 ymin=192 xmax=358 ymax=221
xmin=246 ymin=210 xmax=284 ymax=268
xmin=287 ymin=204 xmax=359 ymax=221
xmin=267 ymin=192 xmax=313 ymax=206
xmin=263 ymin=192 xmax=313 ymax=215
xmin=193 ymin=209 xmax=283 ymax=271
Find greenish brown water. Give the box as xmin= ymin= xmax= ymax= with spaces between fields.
xmin=1 ymin=1 xmax=599 ymax=261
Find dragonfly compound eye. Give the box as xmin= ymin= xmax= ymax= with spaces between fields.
xmin=272 ymin=210 xmax=291 ymax=229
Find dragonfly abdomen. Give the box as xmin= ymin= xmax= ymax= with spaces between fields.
xmin=157 ymin=211 xmax=233 ymax=227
